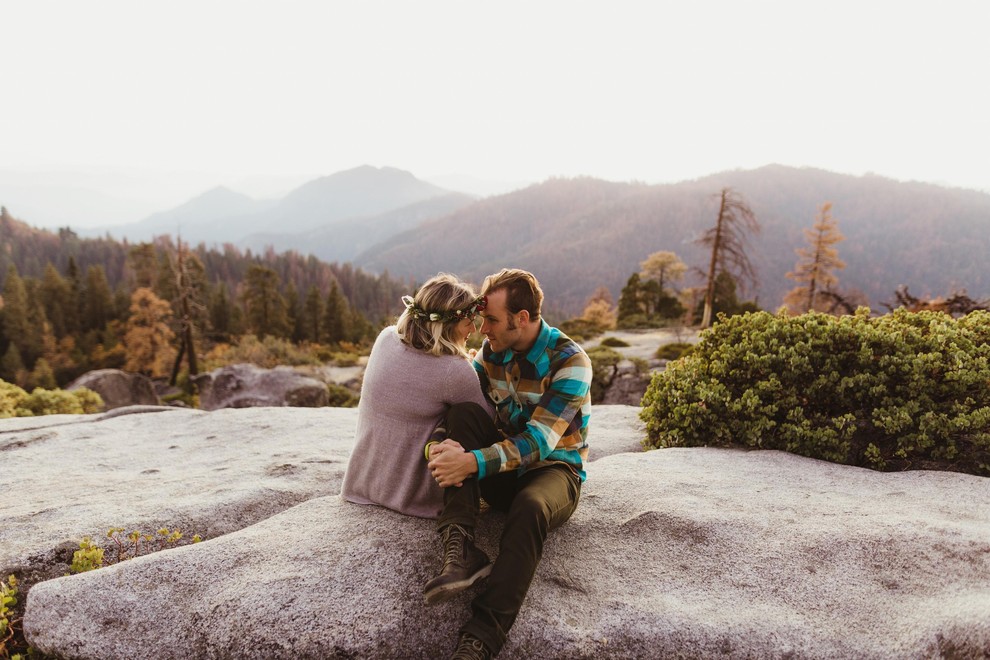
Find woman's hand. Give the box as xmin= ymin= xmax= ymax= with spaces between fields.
xmin=428 ymin=442 xmax=477 ymax=488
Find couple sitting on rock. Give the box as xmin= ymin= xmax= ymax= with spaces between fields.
xmin=341 ymin=268 xmax=593 ymax=659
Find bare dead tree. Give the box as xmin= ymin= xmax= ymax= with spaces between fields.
xmin=697 ymin=188 xmax=760 ymax=328
xmin=168 ymin=237 xmax=206 ymax=386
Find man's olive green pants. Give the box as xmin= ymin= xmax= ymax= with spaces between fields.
xmin=436 ymin=402 xmax=581 ymax=656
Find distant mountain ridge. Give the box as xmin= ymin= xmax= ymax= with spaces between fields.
xmin=355 ymin=166 xmax=990 ymax=317
xmin=112 ymin=186 xmax=274 ymax=242
xmin=96 ymin=166 xmax=458 ymax=252
xmin=10 ymin=164 xmax=990 ymax=321
xmin=243 ymin=192 xmax=476 ymax=264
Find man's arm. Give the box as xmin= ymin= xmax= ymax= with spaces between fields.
xmin=471 ymin=349 xmax=591 ymax=478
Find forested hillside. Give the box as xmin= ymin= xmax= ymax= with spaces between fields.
xmin=0 ymin=207 xmax=410 ymax=390
xmin=356 ymin=166 xmax=990 ymax=316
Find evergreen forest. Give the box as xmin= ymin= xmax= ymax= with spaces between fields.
xmin=0 ymin=207 xmax=409 ymax=391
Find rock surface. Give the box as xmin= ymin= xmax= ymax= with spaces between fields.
xmin=67 ymin=368 xmax=160 ymax=409
xmin=0 ymin=405 xmax=640 ymax=581
xmin=192 ymin=363 xmax=330 ymax=410
xmin=6 ymin=406 xmax=990 ymax=658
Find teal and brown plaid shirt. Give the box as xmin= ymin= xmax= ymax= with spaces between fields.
xmin=471 ymin=320 xmax=592 ymax=481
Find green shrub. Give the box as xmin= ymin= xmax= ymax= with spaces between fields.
xmin=0 ymin=381 xmax=27 ymax=418
xmin=587 ymin=345 xmax=623 ymax=404
xmin=0 ymin=380 xmax=103 ymax=418
xmin=1 ymin=575 xmax=17 ymax=655
xmin=599 ymin=336 xmax=630 ymax=348
xmin=559 ymin=318 xmax=606 ymax=343
xmin=204 ymin=335 xmax=322 ymax=370
xmin=327 ymin=383 xmax=359 ymax=408
xmin=640 ymin=309 xmax=990 ymax=476
xmin=655 ymin=342 xmax=695 ymax=361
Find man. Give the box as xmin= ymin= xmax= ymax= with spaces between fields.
xmin=425 ymin=268 xmax=592 ymax=659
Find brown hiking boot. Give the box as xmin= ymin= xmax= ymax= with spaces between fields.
xmin=423 ymin=524 xmax=491 ymax=605
xmin=450 ymin=631 xmax=492 ymax=660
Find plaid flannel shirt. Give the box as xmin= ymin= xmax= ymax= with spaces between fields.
xmin=471 ymin=320 xmax=592 ymax=481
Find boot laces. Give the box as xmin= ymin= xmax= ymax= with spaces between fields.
xmin=441 ymin=524 xmax=472 ymax=566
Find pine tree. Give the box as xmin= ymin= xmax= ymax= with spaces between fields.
xmin=209 ymin=282 xmax=233 ymax=339
xmin=2 ymin=266 xmax=31 ymax=358
xmin=698 ymin=188 xmax=760 ymax=328
xmin=242 ymin=265 xmax=289 ymax=338
xmin=617 ymin=273 xmax=645 ymax=323
xmin=302 ymin=285 xmax=324 ymax=343
xmin=128 ymin=243 xmax=159 ymax=290
xmin=65 ymin=256 xmax=83 ymax=335
xmin=323 ymin=281 xmax=350 ymax=345
xmin=83 ymin=265 xmax=114 ymax=333
xmin=784 ymin=202 xmax=846 ymax=314
xmin=39 ymin=263 xmax=72 ymax=339
xmin=28 ymin=357 xmax=57 ymax=390
xmin=1 ymin=343 xmax=26 ymax=386
xmin=285 ymin=282 xmax=304 ymax=344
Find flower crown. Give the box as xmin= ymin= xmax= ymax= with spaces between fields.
xmin=401 ymin=294 xmax=487 ymax=323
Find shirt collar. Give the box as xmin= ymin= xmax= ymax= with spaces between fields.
xmin=490 ymin=319 xmax=552 ymax=370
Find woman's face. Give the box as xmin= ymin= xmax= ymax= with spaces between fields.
xmin=453 ymin=316 xmax=475 ymax=346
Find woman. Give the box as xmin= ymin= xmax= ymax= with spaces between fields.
xmin=341 ymin=273 xmax=492 ymax=518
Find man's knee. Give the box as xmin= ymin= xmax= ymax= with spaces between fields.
xmin=447 ymin=402 xmax=490 ymax=427
xmin=445 ymin=402 xmax=494 ymax=450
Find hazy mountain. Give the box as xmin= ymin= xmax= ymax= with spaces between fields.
xmin=96 ymin=165 xmax=453 ymax=247
xmin=90 ymin=186 xmax=274 ymax=243
xmin=242 ymin=192 xmax=476 ymax=264
xmin=355 ymin=166 xmax=990 ymax=318
xmin=423 ymin=173 xmax=532 ymax=198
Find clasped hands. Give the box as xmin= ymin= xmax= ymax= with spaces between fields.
xmin=427 ymin=439 xmax=478 ymax=488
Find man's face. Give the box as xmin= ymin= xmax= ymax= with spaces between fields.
xmin=479 ymin=289 xmax=524 ymax=353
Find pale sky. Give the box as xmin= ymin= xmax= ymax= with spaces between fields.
xmin=2 ymin=0 xmax=989 ymax=216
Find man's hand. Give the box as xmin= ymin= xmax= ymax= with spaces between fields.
xmin=428 ymin=440 xmax=477 ymax=488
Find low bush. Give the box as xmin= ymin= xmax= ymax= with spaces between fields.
xmin=641 ymin=309 xmax=990 ymax=476
xmin=203 ymin=335 xmax=323 ymax=370
xmin=559 ymin=318 xmax=607 ymax=343
xmin=0 ymin=381 xmax=104 ymax=418
xmin=599 ymin=336 xmax=630 ymax=348
xmin=327 ymin=383 xmax=359 ymax=408
xmin=655 ymin=342 xmax=695 ymax=361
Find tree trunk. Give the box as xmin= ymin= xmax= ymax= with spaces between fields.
xmin=701 ymin=190 xmax=728 ymax=328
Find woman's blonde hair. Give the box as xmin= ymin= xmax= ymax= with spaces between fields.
xmin=396 ymin=273 xmax=477 ymax=357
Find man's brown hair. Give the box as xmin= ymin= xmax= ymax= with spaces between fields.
xmin=481 ymin=268 xmax=543 ymax=320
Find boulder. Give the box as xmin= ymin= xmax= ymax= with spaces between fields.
xmin=601 ymin=360 xmax=651 ymax=406
xmin=67 ymin=369 xmax=159 ymax=409
xmin=192 ymin=363 xmax=330 ymax=410
xmin=0 ymin=404 xmax=638 ymax=582
xmin=14 ymin=406 xmax=990 ymax=658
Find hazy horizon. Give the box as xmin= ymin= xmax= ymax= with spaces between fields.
xmin=3 ymin=1 xmax=988 ymax=227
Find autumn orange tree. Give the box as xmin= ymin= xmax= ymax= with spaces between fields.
xmin=697 ymin=188 xmax=760 ymax=328
xmin=784 ymin=202 xmax=846 ymax=314
xmin=123 ymin=288 xmax=175 ymax=377
xmin=580 ymin=286 xmax=617 ymax=330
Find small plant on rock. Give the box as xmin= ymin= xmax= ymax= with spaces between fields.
xmin=1 ymin=575 xmax=19 ymax=658
xmin=70 ymin=527 xmax=202 ymax=574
